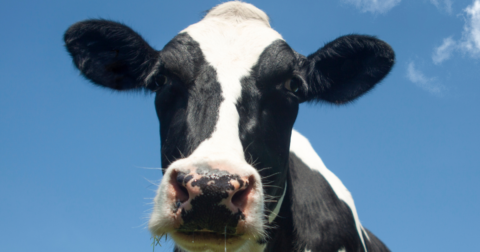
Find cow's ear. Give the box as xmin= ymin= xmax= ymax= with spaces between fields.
xmin=301 ymin=35 xmax=394 ymax=104
xmin=64 ymin=20 xmax=160 ymax=91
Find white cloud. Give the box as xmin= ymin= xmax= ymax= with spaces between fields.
xmin=342 ymin=0 xmax=401 ymax=14
xmin=432 ymin=37 xmax=457 ymax=64
xmin=430 ymin=0 xmax=480 ymax=63
xmin=407 ymin=61 xmax=446 ymax=96
xmin=459 ymin=0 xmax=480 ymax=56
xmin=430 ymin=0 xmax=453 ymax=14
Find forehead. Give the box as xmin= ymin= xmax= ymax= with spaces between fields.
xmin=180 ymin=3 xmax=284 ymax=92
xmin=156 ymin=3 xmax=294 ymax=163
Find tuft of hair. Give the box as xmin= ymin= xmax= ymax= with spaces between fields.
xmin=204 ymin=1 xmax=270 ymax=27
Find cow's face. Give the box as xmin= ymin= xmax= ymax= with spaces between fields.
xmin=150 ymin=13 xmax=299 ymax=250
xmin=64 ymin=2 xmax=394 ymax=251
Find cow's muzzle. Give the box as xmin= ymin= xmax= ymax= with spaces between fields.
xmin=169 ymin=166 xmax=255 ymax=235
xmin=149 ymin=160 xmax=266 ymax=251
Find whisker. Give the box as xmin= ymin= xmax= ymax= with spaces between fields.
xmin=244 ymin=141 xmax=254 ymax=153
xmin=262 ymin=185 xmax=282 ymax=189
xmin=261 ymin=180 xmax=276 ymax=185
xmin=163 ymin=155 xmax=173 ymax=165
xmin=134 ymin=166 xmax=164 ymax=170
xmin=250 ymin=157 xmax=260 ymax=167
xmin=143 ymin=177 xmax=160 ymax=187
xmin=177 ymin=147 xmax=186 ymax=159
xmin=261 ymin=172 xmax=280 ymax=180
xmin=257 ymin=167 xmax=272 ymax=173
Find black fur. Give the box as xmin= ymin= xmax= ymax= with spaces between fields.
xmin=264 ymin=178 xmax=295 ymax=252
xmin=155 ymin=33 xmax=223 ymax=168
xmin=264 ymin=153 xmax=390 ymax=252
xmin=237 ymin=40 xmax=299 ymax=213
xmin=301 ymin=35 xmax=395 ymax=104
xmin=288 ymin=153 xmax=366 ymax=251
xmin=363 ymin=229 xmax=391 ymax=252
xmin=64 ymin=20 xmax=159 ymax=90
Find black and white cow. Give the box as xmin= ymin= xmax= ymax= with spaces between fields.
xmin=64 ymin=2 xmax=394 ymax=252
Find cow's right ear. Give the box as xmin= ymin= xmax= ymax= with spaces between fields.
xmin=64 ymin=20 xmax=160 ymax=91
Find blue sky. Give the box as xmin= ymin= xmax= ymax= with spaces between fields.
xmin=1 ymin=0 xmax=479 ymax=251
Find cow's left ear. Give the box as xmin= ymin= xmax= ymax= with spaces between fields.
xmin=64 ymin=20 xmax=160 ymax=91
xmin=300 ymin=35 xmax=395 ymax=104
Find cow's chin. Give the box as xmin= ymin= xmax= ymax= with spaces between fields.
xmin=149 ymin=212 xmax=266 ymax=252
xmin=171 ymin=231 xmax=248 ymax=252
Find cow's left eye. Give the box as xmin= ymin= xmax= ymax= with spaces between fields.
xmin=155 ymin=75 xmax=169 ymax=87
xmin=284 ymin=78 xmax=299 ymax=93
xmin=150 ymin=75 xmax=169 ymax=91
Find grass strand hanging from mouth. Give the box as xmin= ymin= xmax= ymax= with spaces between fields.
xmin=151 ymin=234 xmax=165 ymax=252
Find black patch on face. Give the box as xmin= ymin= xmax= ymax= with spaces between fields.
xmin=179 ymin=164 xmax=245 ymax=235
xmin=155 ymin=33 xmax=223 ymax=169
xmin=236 ymin=40 xmax=299 ymax=214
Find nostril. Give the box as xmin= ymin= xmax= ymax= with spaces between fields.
xmin=231 ymin=176 xmax=255 ymax=210
xmin=177 ymin=184 xmax=189 ymax=202
xmin=171 ymin=171 xmax=189 ymax=203
xmin=231 ymin=189 xmax=248 ymax=208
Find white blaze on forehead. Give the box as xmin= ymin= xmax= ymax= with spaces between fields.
xmin=181 ymin=2 xmax=283 ymax=161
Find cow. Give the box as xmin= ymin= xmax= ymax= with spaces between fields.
xmin=64 ymin=1 xmax=394 ymax=252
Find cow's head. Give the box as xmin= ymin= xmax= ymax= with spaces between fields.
xmin=64 ymin=2 xmax=394 ymax=251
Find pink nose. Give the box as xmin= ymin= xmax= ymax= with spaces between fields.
xmin=172 ymin=170 xmax=254 ymax=211
xmin=168 ymin=169 xmax=255 ymax=234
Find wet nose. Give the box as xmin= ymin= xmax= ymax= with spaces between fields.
xmin=173 ymin=170 xmax=253 ymax=213
xmin=168 ymin=169 xmax=255 ymax=234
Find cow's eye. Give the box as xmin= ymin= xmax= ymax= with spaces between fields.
xmin=284 ymin=78 xmax=299 ymax=93
xmin=155 ymin=75 xmax=169 ymax=87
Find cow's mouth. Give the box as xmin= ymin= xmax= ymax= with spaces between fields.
xmin=178 ymin=230 xmax=239 ymax=239
xmin=172 ymin=231 xmax=245 ymax=251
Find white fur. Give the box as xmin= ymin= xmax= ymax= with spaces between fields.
xmin=180 ymin=0 xmax=283 ymax=238
xmin=290 ymin=130 xmax=368 ymax=252
xmin=181 ymin=3 xmax=283 ymax=163
xmin=205 ymin=1 xmax=270 ymax=27
xmin=362 ymin=226 xmax=371 ymax=241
